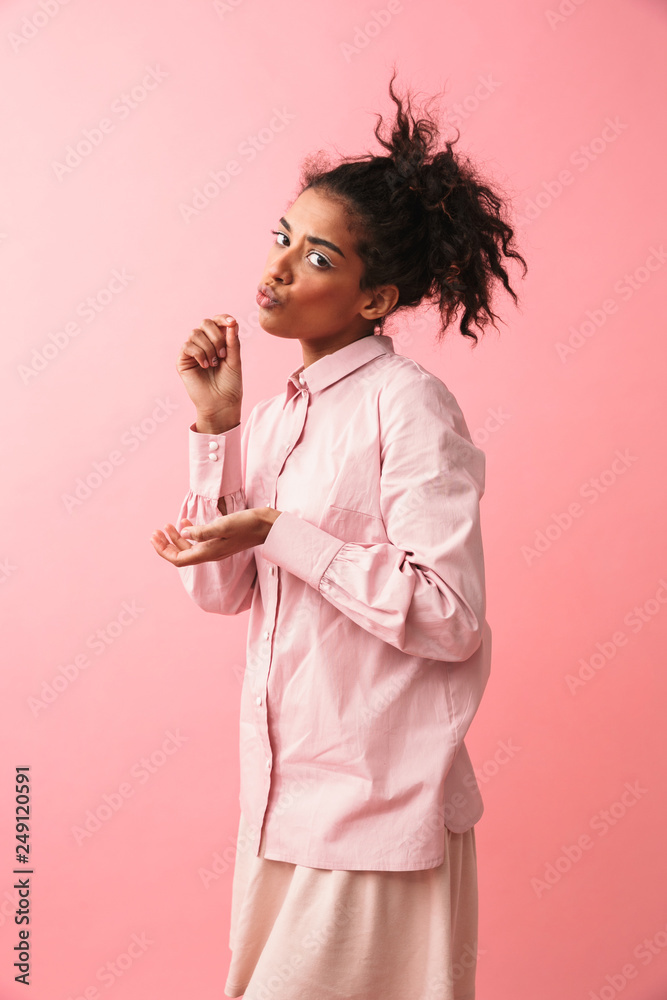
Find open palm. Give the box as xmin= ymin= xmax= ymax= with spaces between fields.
xmin=150 ymin=511 xmax=264 ymax=567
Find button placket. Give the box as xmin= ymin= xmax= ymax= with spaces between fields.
xmin=258 ymin=393 xmax=308 ymax=813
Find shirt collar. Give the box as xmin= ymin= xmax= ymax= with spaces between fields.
xmin=283 ymin=334 xmax=396 ymax=407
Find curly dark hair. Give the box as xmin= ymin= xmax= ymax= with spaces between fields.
xmin=293 ymin=67 xmax=528 ymax=346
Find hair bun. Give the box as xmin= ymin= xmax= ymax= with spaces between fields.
xmin=389 ymin=155 xmax=426 ymax=196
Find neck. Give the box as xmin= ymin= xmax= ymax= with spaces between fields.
xmin=300 ymin=331 xmax=375 ymax=369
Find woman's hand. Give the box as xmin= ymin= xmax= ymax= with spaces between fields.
xmin=150 ymin=509 xmax=282 ymax=567
xmin=177 ymin=315 xmax=243 ymax=419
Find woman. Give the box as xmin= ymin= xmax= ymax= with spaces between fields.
xmin=151 ymin=70 xmax=527 ymax=1000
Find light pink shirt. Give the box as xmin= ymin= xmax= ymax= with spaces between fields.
xmin=177 ymin=333 xmax=491 ymax=871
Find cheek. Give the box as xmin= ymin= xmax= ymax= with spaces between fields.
xmin=301 ymin=277 xmax=353 ymax=312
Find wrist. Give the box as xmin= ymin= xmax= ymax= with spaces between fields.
xmin=195 ymin=410 xmax=241 ymax=435
xmin=256 ymin=506 xmax=282 ymax=541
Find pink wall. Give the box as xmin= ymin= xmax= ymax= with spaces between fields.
xmin=2 ymin=1 xmax=666 ymax=998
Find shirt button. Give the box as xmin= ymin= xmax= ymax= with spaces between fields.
xmin=269 ymin=565 xmax=276 ymax=575
xmin=208 ymin=453 xmax=218 ymax=461
xmin=298 ymin=373 xmax=306 ymax=385
xmin=255 ymin=695 xmax=262 ymax=706
xmin=266 ymin=501 xmax=273 ymax=508
xmin=263 ymin=630 xmax=270 ymax=640
xmin=266 ymin=759 xmax=271 ymax=770
xmin=208 ymin=441 xmax=219 ymax=450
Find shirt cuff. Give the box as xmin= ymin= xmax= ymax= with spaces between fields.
xmin=260 ymin=510 xmax=346 ymax=591
xmin=188 ymin=420 xmax=243 ymax=499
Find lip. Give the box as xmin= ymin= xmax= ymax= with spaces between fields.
xmin=257 ymin=283 xmax=281 ymax=308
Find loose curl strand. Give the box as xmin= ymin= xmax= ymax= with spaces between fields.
xmin=294 ymin=67 xmax=528 ymax=346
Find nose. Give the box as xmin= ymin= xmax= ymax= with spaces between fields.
xmin=266 ymin=246 xmax=294 ymax=284
xmin=266 ymin=261 xmax=292 ymax=285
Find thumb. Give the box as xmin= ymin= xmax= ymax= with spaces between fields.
xmin=181 ymin=518 xmax=225 ymax=541
xmin=180 ymin=523 xmax=202 ymax=540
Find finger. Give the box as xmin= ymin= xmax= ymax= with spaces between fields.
xmin=163 ymin=522 xmax=196 ymax=550
xmin=201 ymin=318 xmax=232 ymax=362
xmin=150 ymin=529 xmax=179 ymax=563
xmin=165 ymin=538 xmax=230 ymax=566
xmin=220 ymin=319 xmax=242 ymax=371
xmin=150 ymin=529 xmax=166 ymax=553
xmin=150 ymin=529 xmax=207 ymax=567
xmin=179 ymin=526 xmax=198 ymax=539
xmin=187 ymin=328 xmax=220 ymax=369
xmin=153 ymin=524 xmax=244 ymax=566
xmin=180 ymin=517 xmax=228 ymax=541
xmin=151 ymin=526 xmax=173 ymax=546
xmin=177 ymin=517 xmax=200 ymax=538
xmin=212 ymin=314 xmax=237 ymax=361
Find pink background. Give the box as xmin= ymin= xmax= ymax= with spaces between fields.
xmin=2 ymin=1 xmax=666 ymax=998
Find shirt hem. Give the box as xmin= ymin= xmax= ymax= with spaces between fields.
xmin=258 ymin=846 xmax=448 ymax=872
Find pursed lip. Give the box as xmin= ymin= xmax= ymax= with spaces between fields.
xmin=257 ymin=282 xmax=281 ymax=304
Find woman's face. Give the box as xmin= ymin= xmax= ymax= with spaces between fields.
xmin=257 ymin=186 xmax=397 ymax=356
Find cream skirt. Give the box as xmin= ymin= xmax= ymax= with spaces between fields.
xmin=224 ymin=809 xmax=479 ymax=1000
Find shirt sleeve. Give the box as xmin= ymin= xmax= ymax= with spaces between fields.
xmin=260 ymin=373 xmax=486 ymax=662
xmin=175 ymin=415 xmax=257 ymax=615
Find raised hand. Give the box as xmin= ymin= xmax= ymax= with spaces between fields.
xmin=177 ymin=315 xmax=243 ymax=425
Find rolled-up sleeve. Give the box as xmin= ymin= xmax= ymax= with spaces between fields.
xmin=261 ymin=374 xmax=486 ymax=662
xmin=176 ymin=416 xmax=257 ymax=616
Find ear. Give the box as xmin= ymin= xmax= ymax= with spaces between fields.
xmin=360 ymin=284 xmax=400 ymax=321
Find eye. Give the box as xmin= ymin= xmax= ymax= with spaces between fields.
xmin=306 ymin=250 xmax=332 ymax=269
xmin=270 ymin=230 xmax=333 ymax=270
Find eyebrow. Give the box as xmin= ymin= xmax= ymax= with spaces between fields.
xmin=279 ymin=217 xmax=346 ymax=259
